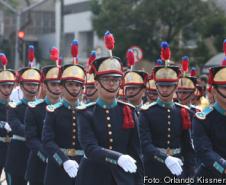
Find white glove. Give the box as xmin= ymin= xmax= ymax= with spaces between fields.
xmin=164 ymin=156 xmax=183 ymax=176
xmin=63 ymin=160 xmax=79 ymax=178
xmin=3 ymin=122 xmax=12 ymax=132
xmin=117 ymin=155 xmax=137 ymax=173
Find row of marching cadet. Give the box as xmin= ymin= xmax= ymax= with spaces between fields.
xmin=0 ymin=31 xmax=225 ymax=185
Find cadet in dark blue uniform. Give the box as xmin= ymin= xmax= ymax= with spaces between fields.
xmin=145 ymin=76 xmax=158 ymax=103
xmin=139 ymin=42 xmax=195 ymax=183
xmin=84 ymin=73 xmax=98 ymax=103
xmin=76 ymin=55 xmax=143 ymax=185
xmin=42 ymin=63 xmax=85 ymax=185
xmin=124 ymin=70 xmax=148 ymax=115
xmin=25 ymin=65 xmax=62 ymax=185
xmin=5 ymin=66 xmax=41 ymax=185
xmin=0 ymin=54 xmax=16 ymax=185
xmin=192 ymin=64 xmax=226 ymax=182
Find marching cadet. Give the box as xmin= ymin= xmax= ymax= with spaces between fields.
xmin=0 ymin=54 xmax=16 ymax=185
xmin=25 ymin=62 xmax=62 ymax=185
xmin=176 ymin=57 xmax=200 ymax=114
xmin=192 ymin=62 xmax=226 ymax=181
xmin=42 ymin=58 xmax=85 ymax=184
xmin=76 ymin=31 xmax=143 ymax=185
xmin=84 ymin=73 xmax=98 ymax=103
xmin=124 ymin=70 xmax=148 ymax=115
xmin=5 ymin=64 xmax=41 ymax=185
xmin=139 ymin=42 xmax=195 ymax=182
xmin=145 ymin=75 xmax=158 ymax=103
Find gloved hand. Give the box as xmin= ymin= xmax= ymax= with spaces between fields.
xmin=165 ymin=156 xmax=183 ymax=176
xmin=0 ymin=121 xmax=12 ymax=132
xmin=117 ymin=155 xmax=137 ymax=173
xmin=63 ymin=160 xmax=79 ymax=178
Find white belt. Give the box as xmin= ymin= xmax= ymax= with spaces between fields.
xmin=12 ymin=135 xmax=26 ymax=142
xmin=0 ymin=136 xmax=11 ymax=143
xmin=157 ymin=147 xmax=181 ymax=155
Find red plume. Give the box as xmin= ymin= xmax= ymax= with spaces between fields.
xmin=50 ymin=47 xmax=59 ymax=61
xmin=86 ymin=50 xmax=96 ymax=72
xmin=190 ymin=67 xmax=197 ymax=77
xmin=181 ymin=56 xmax=189 ymax=73
xmin=160 ymin=41 xmax=171 ymax=61
xmin=181 ymin=107 xmax=191 ymax=130
xmin=58 ymin=57 xmax=63 ymax=67
xmin=104 ymin=31 xmax=115 ymax=50
xmin=222 ymin=57 xmax=226 ymax=66
xmin=0 ymin=53 xmax=8 ymax=68
xmin=123 ymin=105 xmax=135 ymax=129
xmin=71 ymin=40 xmax=78 ymax=58
xmin=223 ymin=39 xmax=226 ymax=55
xmin=28 ymin=45 xmax=35 ymax=63
xmin=126 ymin=49 xmax=135 ymax=67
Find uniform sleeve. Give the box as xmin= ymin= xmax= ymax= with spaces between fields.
xmin=139 ymin=110 xmax=168 ymax=163
xmin=192 ymin=117 xmax=226 ymax=175
xmin=128 ymin=111 xmax=144 ymax=185
xmin=25 ymin=107 xmax=47 ymax=163
xmin=7 ymin=106 xmax=25 ymax=136
xmin=42 ymin=111 xmax=69 ymax=166
xmin=77 ymin=110 xmax=122 ymax=165
xmin=181 ymin=129 xmax=196 ymax=177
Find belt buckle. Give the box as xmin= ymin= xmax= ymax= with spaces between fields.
xmin=68 ymin=149 xmax=76 ymax=156
xmin=166 ymin=148 xmax=173 ymax=156
xmin=4 ymin=136 xmax=11 ymax=143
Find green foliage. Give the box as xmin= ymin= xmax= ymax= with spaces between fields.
xmin=91 ymin=0 xmax=226 ymax=67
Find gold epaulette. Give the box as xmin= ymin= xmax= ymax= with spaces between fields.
xmin=195 ymin=106 xmax=213 ymax=120
xmin=46 ymin=101 xmax=63 ymax=112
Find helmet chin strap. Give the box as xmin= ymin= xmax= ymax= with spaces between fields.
xmin=63 ymin=83 xmax=82 ymax=98
xmin=215 ymin=86 xmax=226 ymax=99
xmin=156 ymin=85 xmax=177 ymax=98
xmin=98 ymin=80 xmax=119 ymax=93
xmin=21 ymin=83 xmax=40 ymax=95
xmin=86 ymin=89 xmax=97 ymax=97
xmin=176 ymin=91 xmax=194 ymax=102
xmin=45 ymin=82 xmax=61 ymax=96
xmin=125 ymin=87 xmax=143 ymax=99
xmin=0 ymin=89 xmax=11 ymax=97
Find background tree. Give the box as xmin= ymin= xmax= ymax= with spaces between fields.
xmin=91 ymin=0 xmax=226 ymax=67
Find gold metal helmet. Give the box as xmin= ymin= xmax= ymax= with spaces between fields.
xmin=146 ymin=78 xmax=156 ymax=90
xmin=42 ymin=65 xmax=61 ymax=82
xmin=124 ymin=70 xmax=147 ymax=87
xmin=18 ymin=67 xmax=41 ymax=83
xmin=177 ymin=77 xmax=196 ymax=91
xmin=209 ymin=66 xmax=226 ymax=87
xmin=89 ymin=56 xmax=123 ymax=79
xmin=61 ymin=64 xmax=85 ymax=83
xmin=153 ymin=66 xmax=180 ymax=86
xmin=86 ymin=73 xmax=95 ymax=85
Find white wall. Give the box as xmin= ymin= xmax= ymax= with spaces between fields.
xmin=38 ymin=33 xmax=56 ymax=59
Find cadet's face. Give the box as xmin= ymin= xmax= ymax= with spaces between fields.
xmin=176 ymin=89 xmax=194 ymax=104
xmin=0 ymin=84 xmax=14 ymax=97
xmin=86 ymin=85 xmax=98 ymax=99
xmin=46 ymin=81 xmax=62 ymax=96
xmin=213 ymin=86 xmax=226 ymax=104
xmin=63 ymin=81 xmax=82 ymax=98
xmin=146 ymin=89 xmax=158 ymax=102
xmin=22 ymin=82 xmax=39 ymax=96
xmin=125 ymin=86 xmax=144 ymax=101
xmin=96 ymin=76 xmax=121 ymax=99
xmin=157 ymin=84 xmax=177 ymax=101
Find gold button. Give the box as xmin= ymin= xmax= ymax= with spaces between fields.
xmin=72 ymin=110 xmax=75 ymax=114
xmin=106 ymin=110 xmax=109 ymax=114
xmin=107 ymin=117 xmax=110 ymax=120
xmin=168 ymin=128 xmax=171 ymax=131
xmin=167 ymin=141 xmax=170 ymax=144
xmin=73 ymin=116 xmax=76 ymax=120
xmin=73 ymin=123 xmax=76 ymax=126
xmin=73 ymin=129 xmax=76 ymax=133
xmin=168 ymin=135 xmax=171 ymax=138
xmin=73 ymin=136 xmax=76 ymax=139
xmin=167 ymin=109 xmax=170 ymax=112
xmin=168 ymin=115 xmax=170 ymax=119
xmin=109 ymin=138 xmax=113 ymax=142
xmin=72 ymin=142 xmax=75 ymax=145
xmin=168 ymin=121 xmax=171 ymax=125
xmin=109 ymin=146 xmax=113 ymax=150
xmin=107 ymin=124 xmax=111 ymax=128
xmin=108 ymin=131 xmax=112 ymax=135
xmin=68 ymin=106 xmax=71 ymax=109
